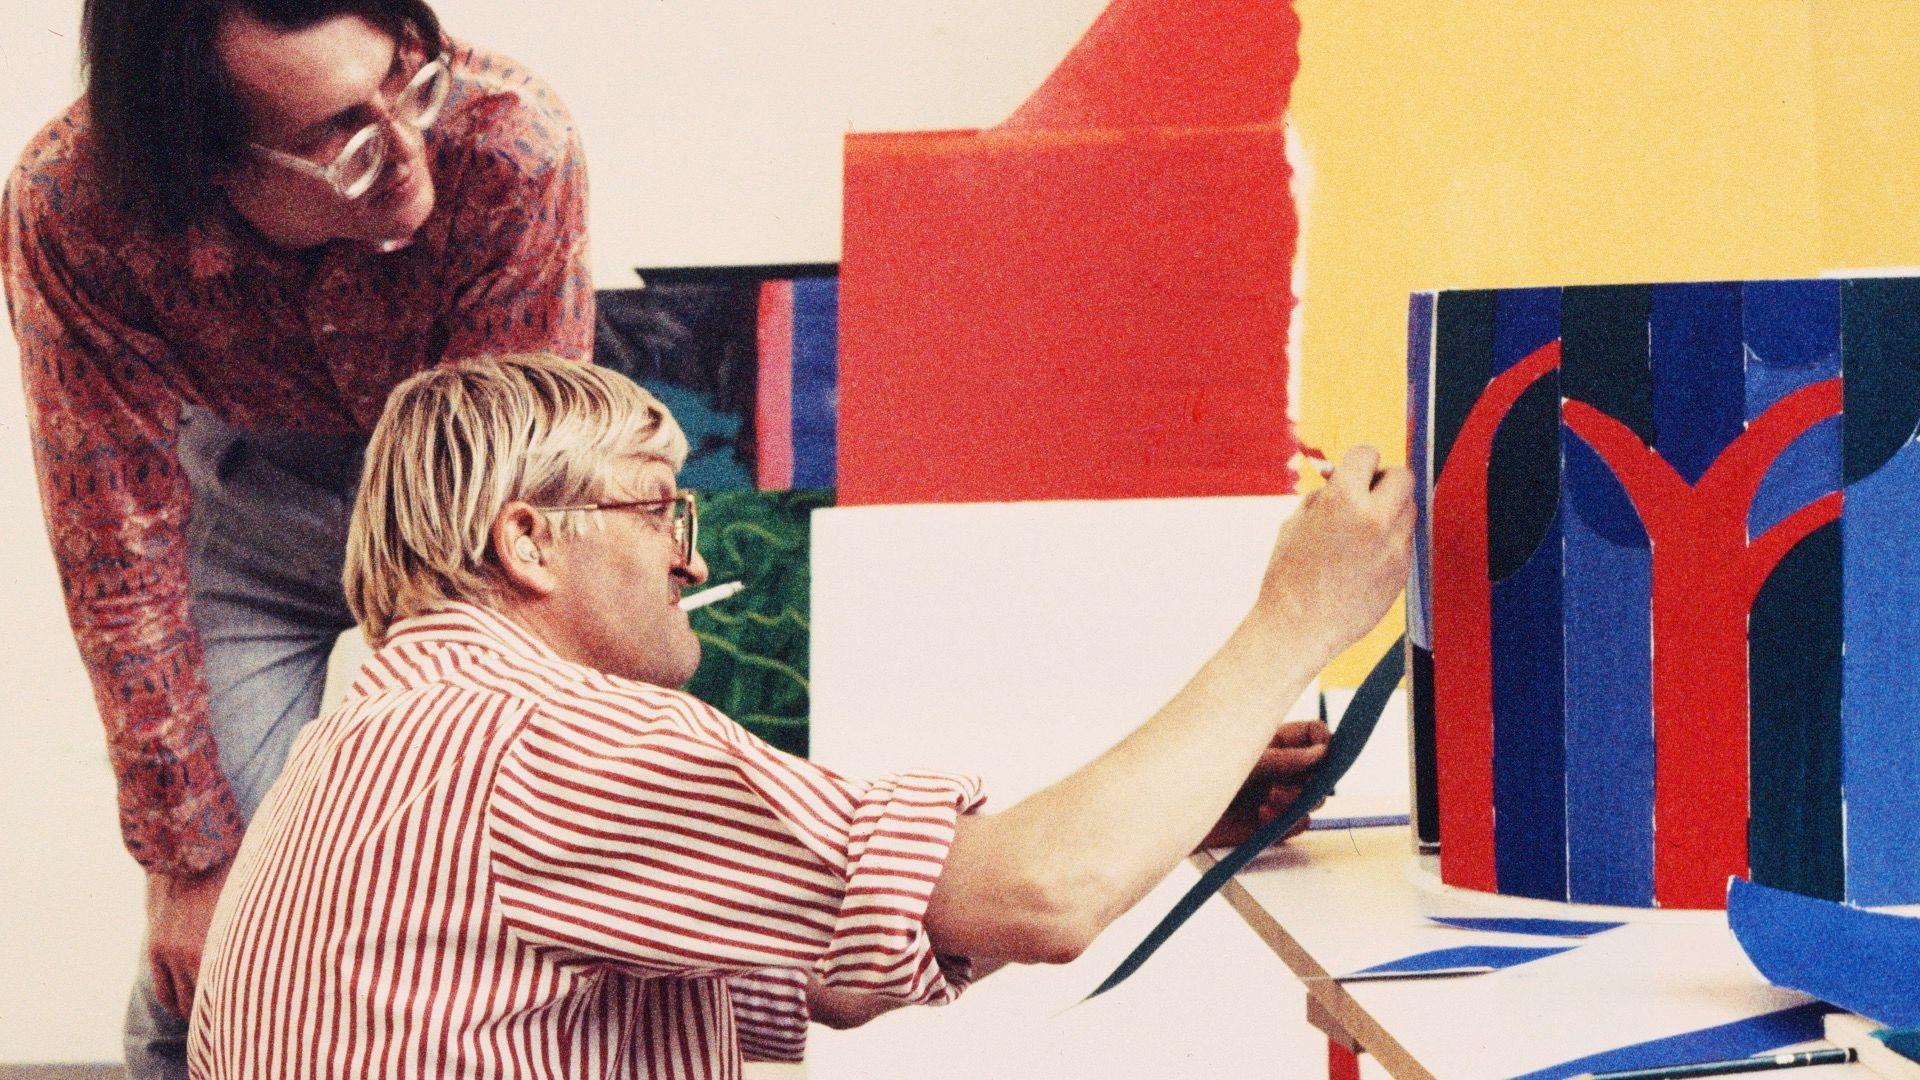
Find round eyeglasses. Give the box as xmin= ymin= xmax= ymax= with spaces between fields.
xmin=249 ymin=52 xmax=452 ymax=201
xmin=537 ymin=493 xmax=700 ymax=568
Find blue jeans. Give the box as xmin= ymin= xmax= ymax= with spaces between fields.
xmin=124 ymin=408 xmax=366 ymax=1079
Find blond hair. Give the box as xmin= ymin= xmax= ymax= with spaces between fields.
xmin=345 ymin=353 xmax=689 ymax=645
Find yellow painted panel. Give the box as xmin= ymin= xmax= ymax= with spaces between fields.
xmin=1813 ymin=0 xmax=1920 ymax=270
xmin=1293 ymin=1 xmax=1824 ymax=683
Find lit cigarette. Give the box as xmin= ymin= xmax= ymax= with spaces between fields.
xmin=679 ymin=581 xmax=745 ymax=612
xmin=1300 ymin=446 xmax=1336 ymax=480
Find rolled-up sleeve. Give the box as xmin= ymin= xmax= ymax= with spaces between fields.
xmin=485 ymin=688 xmax=985 ymax=1011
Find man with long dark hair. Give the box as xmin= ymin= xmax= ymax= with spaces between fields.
xmin=0 ymin=2 xmax=592 ymax=1075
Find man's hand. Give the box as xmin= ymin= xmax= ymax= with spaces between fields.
xmin=145 ymin=861 xmax=231 ymax=1019
xmin=1199 ymin=719 xmax=1331 ymax=850
xmin=1250 ymin=446 xmax=1414 ymax=667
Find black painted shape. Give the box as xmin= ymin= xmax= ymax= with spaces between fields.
xmin=1748 ymin=522 xmax=1845 ymax=902
xmin=1487 ymin=375 xmax=1563 ymax=582
xmin=1412 ymin=642 xmax=1440 ymax=847
xmin=1433 ymin=291 xmax=1498 ymax=476
xmin=1561 ymin=285 xmax=1655 ymax=439
xmin=1841 ymin=279 xmax=1920 ymax=485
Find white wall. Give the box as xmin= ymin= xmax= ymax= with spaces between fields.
xmin=0 ymin=0 xmax=1118 ymax=1063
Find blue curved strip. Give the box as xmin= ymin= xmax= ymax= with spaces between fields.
xmin=1729 ymin=877 xmax=1920 ymax=1027
xmin=1351 ymin=944 xmax=1570 ymax=976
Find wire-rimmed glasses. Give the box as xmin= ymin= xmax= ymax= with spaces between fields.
xmin=537 ymin=493 xmax=700 ymax=568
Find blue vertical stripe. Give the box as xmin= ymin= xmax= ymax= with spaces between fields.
xmin=791 ymin=276 xmax=839 ymax=489
xmin=1650 ymin=282 xmax=1746 ymax=483
xmin=1559 ymin=286 xmax=1655 ymax=906
xmin=1843 ymin=437 xmax=1920 ymax=903
xmin=1408 ymin=292 xmax=1435 ymax=650
xmin=1489 ymin=288 xmax=1567 ymax=901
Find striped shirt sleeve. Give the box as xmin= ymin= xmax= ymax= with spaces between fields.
xmin=485 ymin=689 xmax=986 ymax=1009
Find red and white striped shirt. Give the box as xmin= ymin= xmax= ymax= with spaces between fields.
xmin=188 ymin=603 xmax=983 ymax=1079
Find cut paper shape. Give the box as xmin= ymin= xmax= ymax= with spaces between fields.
xmin=838 ymin=0 xmax=1300 ymax=505
xmin=1347 ymin=945 xmax=1570 ymax=978
xmin=1086 ymin=637 xmax=1404 ymax=1001
xmin=1427 ymin=916 xmax=1623 ymax=937
xmin=1410 ymin=278 xmax=1918 ymax=910
xmin=1505 ymin=1003 xmax=1835 ymax=1080
xmin=1307 ymin=814 xmax=1411 ymax=831
xmin=1559 ymin=285 xmax=1656 ymax=908
xmin=1002 ymin=0 xmax=1289 ymax=130
xmin=1876 ymin=1028 xmax=1920 ymax=1065
xmin=1729 ymin=877 xmax=1920 ymax=1029
xmin=1839 ymin=279 xmax=1920 ymax=906
xmin=683 ymin=489 xmax=834 ymax=758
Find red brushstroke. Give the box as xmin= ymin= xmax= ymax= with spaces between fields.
xmin=1562 ymin=378 xmax=1842 ymax=908
xmin=755 ymin=280 xmax=794 ymax=490
xmin=1430 ymin=341 xmax=1562 ymax=892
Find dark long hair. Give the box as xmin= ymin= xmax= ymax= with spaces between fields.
xmin=80 ymin=0 xmax=445 ymax=227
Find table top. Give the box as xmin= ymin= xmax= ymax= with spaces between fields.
xmin=1202 ymin=826 xmax=1872 ymax=1080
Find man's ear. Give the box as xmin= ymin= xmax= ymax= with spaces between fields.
xmin=490 ymin=503 xmax=560 ymax=597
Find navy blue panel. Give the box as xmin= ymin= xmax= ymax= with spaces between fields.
xmin=1748 ymin=523 xmax=1845 ymax=901
xmin=791 ymin=276 xmax=839 ymax=488
xmin=1492 ymin=509 xmax=1567 ymax=901
xmin=1649 ymin=282 xmax=1746 ymax=484
xmin=1432 ymin=291 xmax=1497 ymax=474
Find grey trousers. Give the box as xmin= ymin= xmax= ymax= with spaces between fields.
xmin=124 ymin=408 xmax=366 ymax=1079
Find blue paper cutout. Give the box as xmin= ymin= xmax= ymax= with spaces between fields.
xmin=1507 ymin=1003 xmax=1835 ymax=1080
xmin=1409 ymin=292 xmax=1435 ymax=650
xmin=1843 ymin=436 xmax=1920 ymax=904
xmin=1428 ymin=916 xmax=1623 ymax=938
xmin=1650 ymin=282 xmax=1746 ymax=485
xmin=790 ymin=276 xmax=838 ymax=489
xmin=1729 ymin=877 xmax=1920 ymax=1027
xmin=1561 ymin=437 xmax=1655 ymax=907
xmin=1745 ymin=280 xmax=1842 ymax=537
xmin=1351 ymin=944 xmax=1569 ymax=977
xmin=1492 ymin=509 xmax=1567 ymax=902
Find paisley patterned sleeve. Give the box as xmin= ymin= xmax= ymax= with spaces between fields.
xmin=2 ymin=130 xmax=243 ymax=876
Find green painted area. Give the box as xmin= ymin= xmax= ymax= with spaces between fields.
xmin=684 ymin=489 xmax=834 ymax=757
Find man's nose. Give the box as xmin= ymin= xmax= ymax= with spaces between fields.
xmin=677 ymin=548 xmax=710 ymax=586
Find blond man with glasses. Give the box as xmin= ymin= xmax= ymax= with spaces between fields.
xmin=1 ymin=2 xmax=593 ymax=1076
xmin=189 ymin=353 xmax=1412 ymax=1078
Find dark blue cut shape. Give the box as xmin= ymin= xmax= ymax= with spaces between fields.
xmin=1428 ymin=916 xmax=1624 ymax=937
xmin=1744 ymin=279 xmax=1841 ymax=536
xmin=1649 ymin=282 xmax=1745 ymax=485
xmin=791 ymin=276 xmax=838 ymax=489
xmin=1492 ymin=511 xmax=1567 ymax=902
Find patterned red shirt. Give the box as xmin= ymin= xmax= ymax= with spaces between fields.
xmin=0 ymin=41 xmax=593 ymax=876
xmin=188 ymin=603 xmax=982 ymax=1079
